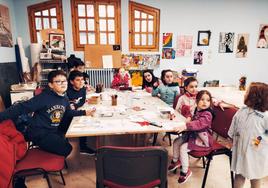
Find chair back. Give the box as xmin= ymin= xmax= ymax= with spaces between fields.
xmin=96 ymin=146 xmax=168 ymax=188
xmin=211 ymin=106 xmax=238 ymax=138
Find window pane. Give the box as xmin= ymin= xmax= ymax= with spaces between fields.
xmin=141 ymin=34 xmax=146 ymax=45
xmin=135 ymin=34 xmax=140 ymax=45
xmin=79 ymin=19 xmax=86 ymax=31
xmin=43 ymin=18 xmax=49 ymax=29
xmin=86 ymin=5 xmax=94 ymax=17
xmin=141 ymin=12 xmax=147 ymax=19
xmin=35 ymin=11 xmax=41 ymax=16
xmin=50 ymin=8 xmax=56 ymax=16
xmin=148 ymin=34 xmax=153 ymax=45
xmin=87 ymin=19 xmax=95 ymax=31
xmin=148 ymin=14 xmax=153 ymax=19
xmin=141 ymin=20 xmax=147 ymax=32
xmin=108 ymin=33 xmax=115 ymax=44
xmin=100 ymin=33 xmax=107 ymax=44
xmin=88 ymin=33 xmax=95 ymax=44
xmin=134 ymin=10 xmax=140 ymax=18
xmin=35 ymin=17 xmax=42 ymax=29
xmin=99 ymin=5 xmax=106 ymax=17
xmin=37 ymin=31 xmax=41 ymax=43
xmin=107 ymin=19 xmax=114 ymax=31
xmin=78 ymin=4 xmax=86 ymax=17
xmin=134 ymin=20 xmax=140 ymax=32
xmin=99 ymin=19 xmax=106 ymax=31
xmin=42 ymin=10 xmax=49 ymax=16
xmin=148 ymin=20 xmax=153 ymax=32
xmin=107 ymin=5 xmax=114 ymax=17
xmin=79 ymin=32 xmax=87 ymax=44
xmin=51 ymin=18 xmax=57 ymax=29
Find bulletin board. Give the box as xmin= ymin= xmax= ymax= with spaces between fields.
xmin=84 ymin=45 xmax=122 ymax=68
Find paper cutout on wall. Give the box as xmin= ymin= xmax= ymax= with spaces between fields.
xmin=162 ymin=33 xmax=173 ymax=47
xmin=162 ymin=48 xmax=175 ymax=59
xmin=257 ymin=24 xmax=268 ymax=48
xmin=176 ymin=35 xmax=193 ymax=57
xmin=121 ymin=54 xmax=160 ymax=69
xmin=193 ymin=51 xmax=203 ymax=64
xmin=236 ymin=34 xmax=249 ymax=58
xmin=219 ymin=32 xmax=234 ymax=53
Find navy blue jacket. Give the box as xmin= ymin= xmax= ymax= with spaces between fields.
xmin=66 ymin=86 xmax=86 ymax=109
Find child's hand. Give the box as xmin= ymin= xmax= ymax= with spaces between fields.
xmin=174 ymin=124 xmax=187 ymax=133
xmin=186 ymin=117 xmax=191 ymax=123
xmin=157 ymin=93 xmax=161 ymax=98
xmin=153 ymin=82 xmax=159 ymax=88
xmin=86 ymin=107 xmax=96 ymax=116
xmin=145 ymin=87 xmax=153 ymax=93
xmin=70 ymin=104 xmax=75 ymax=110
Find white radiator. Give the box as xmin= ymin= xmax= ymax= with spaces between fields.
xmin=85 ymin=68 xmax=114 ymax=88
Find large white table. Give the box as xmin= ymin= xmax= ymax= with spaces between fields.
xmin=199 ymin=87 xmax=246 ymax=108
xmin=66 ymin=90 xmax=186 ymax=138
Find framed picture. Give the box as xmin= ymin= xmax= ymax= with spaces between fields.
xmin=49 ymin=33 xmax=65 ymax=51
xmin=197 ymin=30 xmax=211 ymax=46
xmin=0 ymin=4 xmax=13 ymax=47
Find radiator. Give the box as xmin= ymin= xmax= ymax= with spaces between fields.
xmin=85 ymin=68 xmax=114 ymax=88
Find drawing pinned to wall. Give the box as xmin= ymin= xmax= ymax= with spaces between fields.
xmin=193 ymin=51 xmax=203 ymax=65
xmin=162 ymin=48 xmax=175 ymax=59
xmin=236 ymin=34 xmax=249 ymax=58
xmin=0 ymin=4 xmax=13 ymax=47
xmin=219 ymin=32 xmax=234 ymax=53
xmin=121 ymin=54 xmax=160 ymax=69
xmin=257 ymin=24 xmax=268 ymax=48
xmin=197 ymin=30 xmax=211 ymax=46
xmin=162 ymin=33 xmax=173 ymax=47
xmin=176 ymin=35 xmax=193 ymax=57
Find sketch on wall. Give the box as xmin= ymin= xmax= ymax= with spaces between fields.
xmin=236 ymin=34 xmax=249 ymax=58
xmin=176 ymin=35 xmax=193 ymax=57
xmin=0 ymin=4 xmax=13 ymax=47
xmin=218 ymin=32 xmax=234 ymax=53
xmin=257 ymin=24 xmax=268 ymax=48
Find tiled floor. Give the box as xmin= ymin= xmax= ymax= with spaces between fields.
xmin=26 ymin=134 xmax=268 ymax=188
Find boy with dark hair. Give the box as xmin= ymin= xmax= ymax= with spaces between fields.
xmin=73 ymin=60 xmax=90 ymax=86
xmin=0 ymin=70 xmax=95 ymax=157
xmin=62 ymin=70 xmax=95 ymax=155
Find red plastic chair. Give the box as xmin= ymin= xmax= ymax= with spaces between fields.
xmin=96 ymin=146 xmax=168 ymax=188
xmin=188 ymin=106 xmax=238 ymax=188
xmin=13 ymin=148 xmax=66 ymax=188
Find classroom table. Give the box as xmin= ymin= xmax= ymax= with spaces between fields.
xmin=65 ymin=90 xmax=186 ymax=142
xmin=199 ymin=86 xmax=246 ymax=108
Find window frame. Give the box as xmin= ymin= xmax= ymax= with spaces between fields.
xmin=129 ymin=1 xmax=160 ymax=52
xmin=71 ymin=0 xmax=121 ymax=51
xmin=27 ymin=0 xmax=64 ymax=43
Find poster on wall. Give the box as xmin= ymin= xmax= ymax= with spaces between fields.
xmin=193 ymin=51 xmax=203 ymax=64
xmin=129 ymin=70 xmax=143 ymax=87
xmin=236 ymin=34 xmax=249 ymax=58
xmin=162 ymin=48 xmax=175 ymax=59
xmin=197 ymin=30 xmax=211 ymax=46
xmin=176 ymin=35 xmax=193 ymax=57
xmin=218 ymin=32 xmax=234 ymax=53
xmin=121 ymin=54 xmax=160 ymax=69
xmin=0 ymin=4 xmax=13 ymax=47
xmin=257 ymin=24 xmax=268 ymax=48
xmin=162 ymin=33 xmax=173 ymax=47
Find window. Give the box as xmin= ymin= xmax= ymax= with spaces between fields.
xmin=71 ymin=0 xmax=121 ymax=51
xmin=129 ymin=1 xmax=160 ymax=51
xmin=27 ymin=0 xmax=64 ymax=43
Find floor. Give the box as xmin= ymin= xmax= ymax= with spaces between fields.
xmin=26 ymin=134 xmax=268 ymax=188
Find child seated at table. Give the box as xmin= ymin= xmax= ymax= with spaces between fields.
xmin=168 ymin=90 xmax=214 ymax=184
xmin=142 ymin=70 xmax=161 ymax=93
xmin=152 ymin=69 xmax=180 ymax=106
xmin=111 ymin=67 xmax=131 ymax=89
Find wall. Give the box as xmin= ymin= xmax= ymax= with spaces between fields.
xmin=0 ymin=0 xmax=17 ymax=63
xmin=13 ymin=0 xmax=268 ymax=85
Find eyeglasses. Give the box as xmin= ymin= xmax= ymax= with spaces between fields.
xmin=53 ymin=80 xmax=67 ymax=85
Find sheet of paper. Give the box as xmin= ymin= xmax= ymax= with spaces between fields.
xmin=102 ymin=55 xmax=113 ymax=68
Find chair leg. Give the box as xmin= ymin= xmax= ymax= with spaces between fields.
xmin=44 ymin=173 xmax=52 ymax=188
xmin=229 ymin=154 xmax=234 ymax=188
xmin=152 ymin=133 xmax=158 ymax=146
xmin=64 ymin=160 xmax=68 ymax=169
xmin=202 ymin=157 xmax=206 ymax=168
xmin=59 ymin=170 xmax=66 ymax=185
xmin=201 ymin=156 xmax=212 ymax=188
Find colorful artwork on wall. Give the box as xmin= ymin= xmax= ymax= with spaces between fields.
xmin=197 ymin=30 xmax=211 ymax=46
xmin=193 ymin=51 xmax=203 ymax=64
xmin=162 ymin=33 xmax=173 ymax=47
xmin=162 ymin=48 xmax=175 ymax=59
xmin=129 ymin=70 xmax=143 ymax=87
xmin=219 ymin=32 xmax=235 ymax=53
xmin=176 ymin=35 xmax=193 ymax=57
xmin=257 ymin=24 xmax=268 ymax=48
xmin=0 ymin=4 xmax=13 ymax=47
xmin=121 ymin=54 xmax=160 ymax=69
xmin=236 ymin=34 xmax=249 ymax=58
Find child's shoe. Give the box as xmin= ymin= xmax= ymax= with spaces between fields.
xmin=168 ymin=160 xmax=181 ymax=172
xmin=178 ymin=169 xmax=192 ymax=184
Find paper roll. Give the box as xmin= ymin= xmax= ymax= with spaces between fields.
xmin=17 ymin=37 xmax=30 ymax=73
xmin=30 ymin=43 xmax=42 ymax=66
